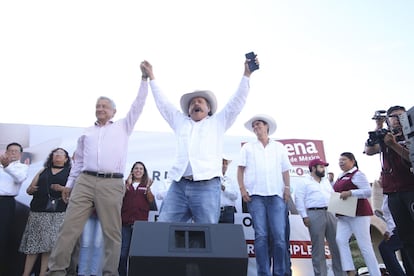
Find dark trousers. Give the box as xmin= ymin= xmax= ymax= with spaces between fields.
xmin=119 ymin=225 xmax=133 ymax=276
xmin=388 ymin=191 xmax=414 ymax=275
xmin=0 ymin=196 xmax=15 ymax=276
xmin=378 ymin=230 xmax=407 ymax=276
xmin=218 ymin=206 xmax=235 ymax=224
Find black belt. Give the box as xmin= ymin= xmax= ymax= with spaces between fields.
xmin=83 ymin=171 xmax=124 ymax=179
xmin=0 ymin=195 xmax=15 ymax=200
xmin=181 ymin=175 xmax=193 ymax=181
xmin=180 ymin=176 xmax=219 ymax=182
xmin=307 ymin=207 xmax=328 ymax=211
xmin=221 ymin=206 xmax=236 ymax=211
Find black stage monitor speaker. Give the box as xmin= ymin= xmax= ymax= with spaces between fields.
xmin=128 ymin=221 xmax=248 ymax=276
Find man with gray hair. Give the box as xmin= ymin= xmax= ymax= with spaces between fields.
xmin=0 ymin=142 xmax=29 ymax=275
xmin=48 ymin=63 xmax=149 ymax=275
xmin=141 ymin=56 xmax=259 ymax=224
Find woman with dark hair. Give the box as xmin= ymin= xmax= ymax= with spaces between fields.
xmin=19 ymin=148 xmax=71 ymax=276
xmin=333 ymin=152 xmax=380 ymax=276
xmin=118 ymin=161 xmax=154 ymax=276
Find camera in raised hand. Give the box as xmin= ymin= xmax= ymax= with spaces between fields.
xmin=366 ymin=128 xmax=389 ymax=146
xmin=371 ymin=110 xmax=387 ymax=120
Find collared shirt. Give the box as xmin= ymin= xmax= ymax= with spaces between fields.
xmin=66 ymin=81 xmax=148 ymax=188
xmin=382 ymin=195 xmax=396 ymax=236
xmin=381 ymin=141 xmax=414 ymax=193
xmin=220 ymin=175 xmax=238 ymax=207
xmin=295 ymin=175 xmax=334 ymax=218
xmin=238 ymin=139 xmax=292 ymax=197
xmin=337 ymin=167 xmax=371 ymax=198
xmin=0 ymin=160 xmax=29 ymax=196
xmin=149 ymin=77 xmax=250 ymax=182
xmin=334 ymin=167 xmax=373 ymax=217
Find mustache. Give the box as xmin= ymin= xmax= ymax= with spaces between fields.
xmin=191 ymin=106 xmax=203 ymax=113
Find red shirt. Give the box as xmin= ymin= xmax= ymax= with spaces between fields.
xmin=381 ymin=145 xmax=414 ymax=193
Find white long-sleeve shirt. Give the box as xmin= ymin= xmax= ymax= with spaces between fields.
xmin=295 ymin=175 xmax=334 ymax=218
xmin=382 ymin=195 xmax=396 ymax=236
xmin=220 ymin=175 xmax=239 ymax=207
xmin=149 ymin=77 xmax=250 ymax=182
xmin=0 ymin=160 xmax=29 ymax=196
xmin=338 ymin=167 xmax=372 ymax=199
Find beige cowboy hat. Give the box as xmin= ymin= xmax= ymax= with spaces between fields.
xmin=244 ymin=114 xmax=277 ymax=135
xmin=180 ymin=90 xmax=217 ymax=116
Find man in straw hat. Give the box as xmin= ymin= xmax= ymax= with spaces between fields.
xmin=141 ymin=55 xmax=259 ymax=223
xmin=237 ymin=114 xmax=292 ymax=276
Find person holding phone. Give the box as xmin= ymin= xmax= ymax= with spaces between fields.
xmin=140 ymin=55 xmax=259 ymax=224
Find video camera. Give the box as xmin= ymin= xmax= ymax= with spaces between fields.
xmin=371 ymin=110 xmax=387 ymax=120
xmin=365 ymin=110 xmax=390 ymax=146
xmin=366 ymin=128 xmax=389 ymax=146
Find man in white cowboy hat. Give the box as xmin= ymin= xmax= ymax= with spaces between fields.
xmin=219 ymin=155 xmax=238 ymax=224
xmin=237 ymin=114 xmax=292 ymax=276
xmin=140 ymin=56 xmax=259 ymax=223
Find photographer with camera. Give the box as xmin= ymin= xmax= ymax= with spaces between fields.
xmin=364 ymin=105 xmax=414 ymax=275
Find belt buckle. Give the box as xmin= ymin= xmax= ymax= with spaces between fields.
xmin=97 ymin=172 xmax=105 ymax=178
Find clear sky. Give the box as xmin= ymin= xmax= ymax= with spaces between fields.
xmin=1 ymin=0 xmax=413 ymax=182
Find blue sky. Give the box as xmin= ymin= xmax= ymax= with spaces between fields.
xmin=1 ymin=0 xmax=412 ymax=181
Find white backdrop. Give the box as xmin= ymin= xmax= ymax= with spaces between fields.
xmin=1 ymin=123 xmax=336 ymax=276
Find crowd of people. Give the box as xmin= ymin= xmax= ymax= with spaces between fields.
xmin=1 ymin=54 xmax=413 ymax=276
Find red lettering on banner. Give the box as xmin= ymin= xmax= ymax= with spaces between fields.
xmin=241 ymin=139 xmax=325 ymax=167
xmin=246 ymin=240 xmax=333 ymax=259
xmin=246 ymin=240 xmax=255 ymax=256
xmin=290 ymin=241 xmax=312 ymax=258
xmin=295 ymin=167 xmax=304 ymax=176
xmin=280 ymin=139 xmax=326 ymax=167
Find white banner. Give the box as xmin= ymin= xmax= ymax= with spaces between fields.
xmin=1 ymin=123 xmax=335 ymax=276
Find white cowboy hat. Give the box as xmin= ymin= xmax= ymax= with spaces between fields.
xmin=222 ymin=154 xmax=232 ymax=163
xmin=180 ymin=90 xmax=217 ymax=116
xmin=244 ymin=114 xmax=277 ymax=135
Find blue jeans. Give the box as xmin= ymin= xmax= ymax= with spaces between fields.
xmin=78 ymin=214 xmax=103 ymax=275
xmin=118 ymin=225 xmax=133 ymax=276
xmin=248 ymin=195 xmax=288 ymax=276
xmin=158 ymin=177 xmax=221 ymax=223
